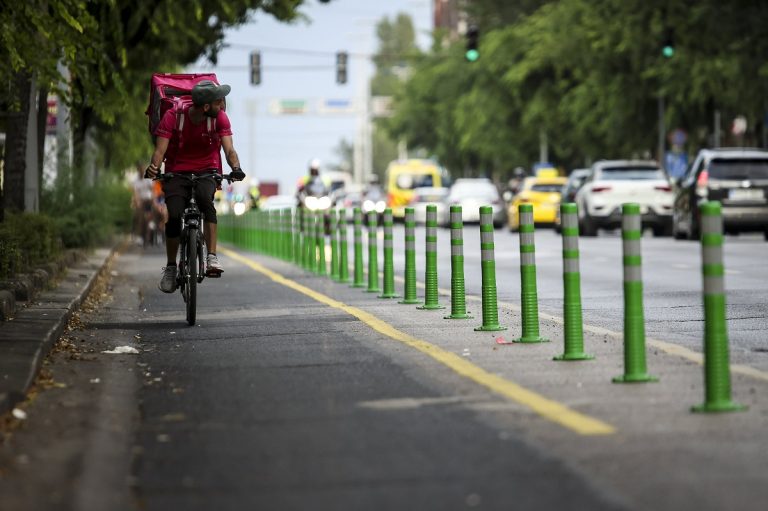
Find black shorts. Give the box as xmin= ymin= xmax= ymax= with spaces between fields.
xmin=162 ymin=173 xmax=218 ymax=238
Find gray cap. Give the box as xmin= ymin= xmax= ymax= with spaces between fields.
xmin=191 ymin=80 xmax=231 ymax=105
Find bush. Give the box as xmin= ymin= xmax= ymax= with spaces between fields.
xmin=41 ymin=179 xmax=132 ymax=249
xmin=0 ymin=212 xmax=60 ymax=279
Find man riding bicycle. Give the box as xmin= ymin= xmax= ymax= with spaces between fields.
xmin=145 ymin=80 xmax=245 ymax=293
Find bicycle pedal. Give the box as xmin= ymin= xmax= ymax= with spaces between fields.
xmin=205 ymin=270 xmax=223 ymax=278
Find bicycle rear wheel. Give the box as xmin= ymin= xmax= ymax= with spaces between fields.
xmin=186 ymin=228 xmax=198 ymax=326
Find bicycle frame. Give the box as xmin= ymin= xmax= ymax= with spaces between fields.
xmin=159 ymin=171 xmax=237 ymax=326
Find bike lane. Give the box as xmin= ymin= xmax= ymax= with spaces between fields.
xmin=133 ymin=245 xmax=627 ymax=511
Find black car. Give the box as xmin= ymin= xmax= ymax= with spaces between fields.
xmin=672 ymin=148 xmax=768 ymax=241
xmin=554 ymin=168 xmax=590 ymax=233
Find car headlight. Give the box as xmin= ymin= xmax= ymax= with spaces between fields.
xmin=233 ymin=202 xmax=247 ymax=216
xmin=363 ymin=199 xmax=374 ymax=212
xmin=375 ymin=200 xmax=386 ymax=213
xmin=318 ymin=196 xmax=332 ymax=210
xmin=305 ymin=196 xmax=318 ymax=210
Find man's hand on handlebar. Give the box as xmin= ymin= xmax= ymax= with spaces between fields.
xmin=144 ymin=163 xmax=159 ymax=179
xmin=230 ymin=167 xmax=246 ymax=182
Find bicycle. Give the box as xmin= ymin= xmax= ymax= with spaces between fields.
xmin=157 ymin=171 xmax=238 ymax=326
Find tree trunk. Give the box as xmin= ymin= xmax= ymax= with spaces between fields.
xmin=2 ymin=71 xmax=32 ymax=213
xmin=36 ymin=86 xmax=48 ymax=190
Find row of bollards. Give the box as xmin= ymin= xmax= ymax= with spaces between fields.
xmin=219 ymin=200 xmax=744 ymax=414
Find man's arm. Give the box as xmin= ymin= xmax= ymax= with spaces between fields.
xmin=146 ymin=137 xmax=170 ymax=178
xmin=221 ymin=136 xmax=241 ymax=170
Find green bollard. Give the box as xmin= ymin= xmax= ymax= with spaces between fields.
xmin=379 ymin=208 xmax=400 ymax=299
xmin=329 ymin=210 xmax=340 ymax=281
xmin=351 ymin=208 xmax=365 ymax=288
xmin=445 ymin=206 xmax=472 ymax=319
xmin=514 ymin=204 xmax=547 ymax=342
xmin=293 ymin=208 xmax=302 ymax=266
xmin=417 ymin=205 xmax=444 ymax=310
xmin=554 ymin=203 xmax=593 ymax=361
xmin=285 ymin=208 xmax=293 ymax=261
xmin=301 ymin=208 xmax=311 ymax=270
xmin=338 ymin=209 xmax=351 ymax=283
xmin=399 ymin=207 xmax=421 ymax=304
xmin=366 ymin=211 xmax=381 ymax=293
xmin=692 ymin=201 xmax=747 ymax=413
xmin=613 ymin=203 xmax=657 ymax=383
xmin=315 ymin=211 xmax=327 ymax=276
xmin=475 ymin=206 xmax=505 ymax=330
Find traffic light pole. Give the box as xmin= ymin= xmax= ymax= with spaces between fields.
xmin=657 ymin=94 xmax=665 ymax=169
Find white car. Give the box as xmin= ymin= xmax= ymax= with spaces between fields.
xmin=574 ymin=160 xmax=674 ymax=236
xmin=411 ymin=187 xmax=450 ymax=225
xmin=447 ymin=178 xmax=506 ymax=227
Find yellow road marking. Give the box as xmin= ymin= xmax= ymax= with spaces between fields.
xmin=374 ymin=269 xmax=768 ymax=383
xmin=221 ymin=248 xmax=615 ymax=436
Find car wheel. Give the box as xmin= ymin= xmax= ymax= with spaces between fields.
xmin=580 ymin=213 xmax=597 ymax=237
xmin=764 ymin=230 xmax=768 ymax=242
xmin=653 ymin=222 xmax=673 ymax=237
xmin=672 ymin=211 xmax=686 ymax=240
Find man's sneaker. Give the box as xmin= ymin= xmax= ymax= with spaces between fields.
xmin=206 ymin=254 xmax=223 ymax=276
xmin=159 ymin=266 xmax=178 ymax=293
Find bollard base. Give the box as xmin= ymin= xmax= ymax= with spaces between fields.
xmin=691 ymin=401 xmax=748 ymax=413
xmin=398 ymin=298 xmax=421 ymax=305
xmin=365 ymin=288 xmax=382 ymax=293
xmin=612 ymin=373 xmax=659 ymax=383
xmin=475 ymin=324 xmax=507 ymax=332
xmin=514 ymin=336 xmax=550 ymax=344
xmin=445 ymin=313 xmax=473 ymax=320
xmin=417 ymin=304 xmax=445 ymax=310
xmin=350 ymin=283 xmax=366 ymax=288
xmin=553 ymin=352 xmax=594 ymax=361
xmin=378 ymin=293 xmax=400 ymax=299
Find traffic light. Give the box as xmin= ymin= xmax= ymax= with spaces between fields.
xmin=465 ymin=26 xmax=479 ymax=62
xmin=250 ymin=51 xmax=261 ymax=85
xmin=336 ymin=51 xmax=348 ymax=84
xmin=662 ymin=27 xmax=675 ymax=58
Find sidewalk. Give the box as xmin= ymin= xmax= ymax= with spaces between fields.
xmin=0 ymin=246 xmax=117 ymax=416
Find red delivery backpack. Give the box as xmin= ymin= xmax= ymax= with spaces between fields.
xmin=145 ymin=73 xmax=225 ymax=170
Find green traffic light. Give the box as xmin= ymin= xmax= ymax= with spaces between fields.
xmin=465 ymin=49 xmax=479 ymax=62
xmin=662 ymin=46 xmax=674 ymax=58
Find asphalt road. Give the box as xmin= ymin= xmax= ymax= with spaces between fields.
xmin=2 ymin=232 xmax=767 ymax=511
xmin=395 ymin=225 xmax=768 ymax=369
xmin=130 ymin=245 xmax=624 ymax=510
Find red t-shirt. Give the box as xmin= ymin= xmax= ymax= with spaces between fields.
xmin=155 ymin=108 xmax=233 ymax=173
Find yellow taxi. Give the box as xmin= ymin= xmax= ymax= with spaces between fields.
xmin=507 ymin=175 xmax=567 ymax=231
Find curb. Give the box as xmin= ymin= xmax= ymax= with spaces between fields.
xmin=0 ymin=242 xmax=121 ymax=416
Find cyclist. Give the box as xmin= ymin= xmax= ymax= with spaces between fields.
xmin=145 ymin=80 xmax=245 ymax=293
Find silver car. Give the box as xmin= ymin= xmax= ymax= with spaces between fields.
xmin=447 ymin=178 xmax=506 ymax=227
xmin=411 ymin=187 xmax=450 ymax=226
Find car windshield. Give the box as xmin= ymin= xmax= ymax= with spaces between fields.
xmin=451 ymin=182 xmax=499 ymax=199
xmin=396 ymin=173 xmax=434 ymax=189
xmin=708 ymin=159 xmax=768 ymax=180
xmin=530 ymin=184 xmax=563 ymax=193
xmin=415 ymin=192 xmax=447 ymax=202
xmin=600 ymin=167 xmax=664 ymax=180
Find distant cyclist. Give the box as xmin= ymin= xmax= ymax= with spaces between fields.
xmin=145 ymin=80 xmax=245 ymax=293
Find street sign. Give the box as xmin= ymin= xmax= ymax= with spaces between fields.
xmin=268 ymin=99 xmax=308 ymax=115
xmin=665 ymin=151 xmax=688 ymax=179
xmin=317 ymin=98 xmax=356 ymax=115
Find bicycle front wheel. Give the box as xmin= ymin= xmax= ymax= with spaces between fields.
xmin=186 ymin=228 xmax=198 ymax=326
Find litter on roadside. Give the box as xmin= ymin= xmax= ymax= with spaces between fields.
xmin=102 ymin=346 xmax=140 ymax=354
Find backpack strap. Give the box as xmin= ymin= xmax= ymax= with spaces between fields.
xmin=175 ymin=103 xmax=188 ymax=149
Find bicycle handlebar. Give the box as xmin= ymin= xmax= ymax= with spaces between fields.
xmin=154 ymin=171 xmax=243 ymax=184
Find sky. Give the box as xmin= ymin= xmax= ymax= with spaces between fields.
xmin=187 ymin=0 xmax=433 ymax=195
